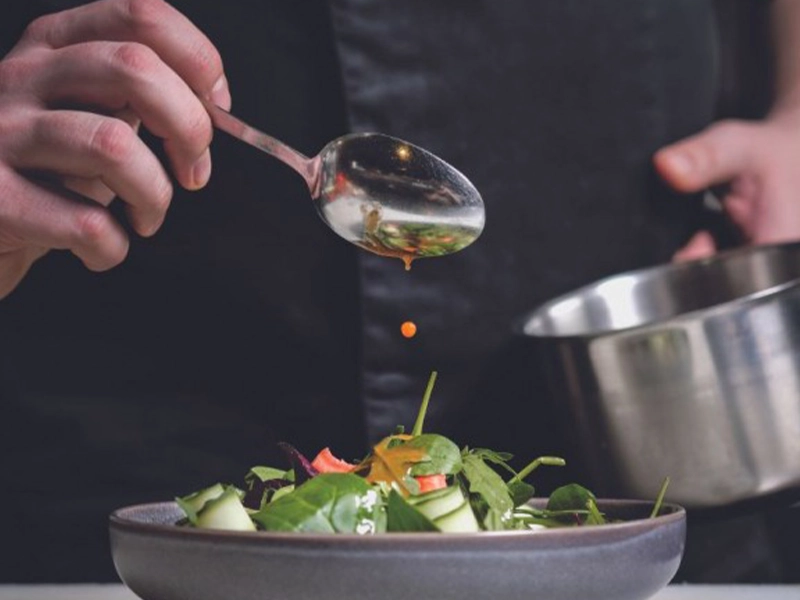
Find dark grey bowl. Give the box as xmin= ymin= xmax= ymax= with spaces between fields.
xmin=110 ymin=500 xmax=685 ymax=600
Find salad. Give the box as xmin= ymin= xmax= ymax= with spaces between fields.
xmin=176 ymin=372 xmax=668 ymax=534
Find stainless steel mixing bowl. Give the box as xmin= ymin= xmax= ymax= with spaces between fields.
xmin=521 ymin=242 xmax=800 ymax=508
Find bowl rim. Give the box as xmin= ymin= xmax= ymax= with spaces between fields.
xmin=518 ymin=240 xmax=800 ymax=341
xmin=109 ymin=499 xmax=686 ymax=550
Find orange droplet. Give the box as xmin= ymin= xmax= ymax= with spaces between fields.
xmin=400 ymin=321 xmax=417 ymax=338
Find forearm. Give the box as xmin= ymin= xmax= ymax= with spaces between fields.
xmin=769 ymin=0 xmax=800 ymax=116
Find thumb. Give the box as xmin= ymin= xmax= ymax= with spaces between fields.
xmin=672 ymin=230 xmax=717 ymax=263
xmin=654 ymin=120 xmax=757 ymax=193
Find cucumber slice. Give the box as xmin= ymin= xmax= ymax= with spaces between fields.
xmin=179 ymin=483 xmax=226 ymax=515
xmin=434 ymin=501 xmax=480 ymax=533
xmin=196 ymin=488 xmax=257 ymax=531
xmin=410 ymin=486 xmax=467 ymax=522
xmin=406 ymin=486 xmax=452 ymax=505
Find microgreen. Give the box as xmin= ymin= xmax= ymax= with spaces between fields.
xmin=650 ymin=477 xmax=670 ymax=518
xmin=175 ymin=373 xmax=670 ymax=534
xmin=411 ymin=371 xmax=438 ymax=436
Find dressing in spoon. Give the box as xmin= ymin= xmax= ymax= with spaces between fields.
xmin=204 ymin=102 xmax=485 ymax=270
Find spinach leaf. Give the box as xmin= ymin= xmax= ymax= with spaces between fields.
xmin=386 ymin=490 xmax=439 ymax=532
xmin=466 ymin=447 xmax=516 ymax=476
xmin=461 ymin=452 xmax=514 ymax=516
xmin=253 ymin=473 xmax=385 ymax=534
xmin=547 ymin=483 xmax=606 ymax=525
xmin=507 ymin=480 xmax=535 ymax=507
xmin=407 ymin=434 xmax=463 ymax=476
xmin=546 ymin=483 xmax=596 ymax=512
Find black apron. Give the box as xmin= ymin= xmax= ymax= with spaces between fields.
xmin=0 ymin=0 xmax=793 ymax=583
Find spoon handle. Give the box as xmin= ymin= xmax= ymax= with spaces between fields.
xmin=202 ymin=100 xmax=318 ymax=191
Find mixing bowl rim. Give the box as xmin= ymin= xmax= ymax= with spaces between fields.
xmin=519 ymin=241 xmax=800 ymax=340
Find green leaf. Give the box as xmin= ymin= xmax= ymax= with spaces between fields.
xmin=247 ymin=466 xmax=291 ymax=483
xmin=482 ymin=507 xmax=508 ymax=531
xmin=271 ymin=484 xmax=295 ymax=503
xmin=406 ymin=434 xmax=463 ymax=476
xmin=461 ymin=453 xmax=514 ymax=516
xmin=507 ymin=480 xmax=535 ymax=507
xmin=252 ymin=473 xmax=385 ymax=534
xmin=546 ymin=483 xmax=597 ymax=512
xmin=467 ymin=448 xmax=515 ymax=476
xmin=546 ymin=483 xmax=605 ymax=525
xmin=386 ymin=490 xmax=439 ymax=532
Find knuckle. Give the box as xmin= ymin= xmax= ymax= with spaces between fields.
xmin=0 ymin=106 xmax=26 ymax=145
xmin=121 ymin=0 xmax=169 ymax=34
xmin=21 ymin=14 xmax=57 ymax=44
xmin=191 ymin=43 xmax=224 ymax=83
xmin=74 ymin=206 xmax=111 ymax=247
xmin=0 ymin=57 xmax=33 ymax=93
xmin=87 ymin=118 xmax=136 ymax=165
xmin=110 ymin=42 xmax=160 ymax=81
xmin=72 ymin=208 xmax=128 ymax=270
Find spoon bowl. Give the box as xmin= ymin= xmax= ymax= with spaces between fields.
xmin=205 ymin=102 xmax=485 ymax=268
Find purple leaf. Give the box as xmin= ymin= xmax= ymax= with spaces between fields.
xmin=278 ymin=442 xmax=318 ymax=484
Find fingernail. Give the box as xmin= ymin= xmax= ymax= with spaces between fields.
xmin=210 ymin=75 xmax=232 ymax=110
xmin=144 ymin=214 xmax=166 ymax=238
xmin=192 ymin=150 xmax=212 ymax=188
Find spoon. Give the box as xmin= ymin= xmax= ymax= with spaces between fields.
xmin=203 ymin=101 xmax=485 ymax=269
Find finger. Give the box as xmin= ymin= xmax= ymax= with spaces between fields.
xmin=673 ymin=230 xmax=717 ymax=263
xmin=32 ymin=42 xmax=213 ymax=190
xmin=10 ymin=110 xmax=173 ymax=236
xmin=59 ymin=106 xmax=144 ymax=206
xmin=0 ymin=166 xmax=130 ymax=271
xmin=19 ymin=0 xmax=231 ymax=108
xmin=62 ymin=175 xmax=116 ymax=206
xmin=115 ymin=105 xmax=142 ymax=134
xmin=722 ymin=194 xmax=755 ymax=234
xmin=654 ymin=120 xmax=759 ymax=193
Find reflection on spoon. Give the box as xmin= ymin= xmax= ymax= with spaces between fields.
xmin=204 ymin=102 xmax=485 ymax=268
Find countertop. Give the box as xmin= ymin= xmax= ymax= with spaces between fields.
xmin=0 ymin=584 xmax=798 ymax=600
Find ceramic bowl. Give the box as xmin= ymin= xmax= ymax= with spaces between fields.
xmin=110 ymin=499 xmax=685 ymax=600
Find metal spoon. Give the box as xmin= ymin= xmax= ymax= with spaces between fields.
xmin=204 ymin=102 xmax=485 ymax=269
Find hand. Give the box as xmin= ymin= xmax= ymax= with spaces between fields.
xmin=653 ymin=111 xmax=800 ymax=262
xmin=0 ymin=0 xmax=231 ymax=298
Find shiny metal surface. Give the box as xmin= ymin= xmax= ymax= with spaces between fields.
xmin=521 ymin=242 xmax=800 ymax=508
xmin=205 ymin=102 xmax=485 ymax=266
